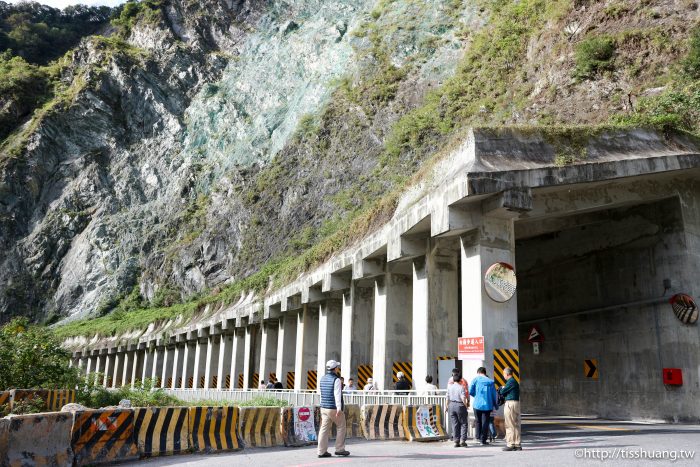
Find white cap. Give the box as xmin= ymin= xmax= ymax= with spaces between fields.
xmin=397 ymin=371 xmax=404 ymax=378
xmin=326 ymin=359 xmax=340 ymax=370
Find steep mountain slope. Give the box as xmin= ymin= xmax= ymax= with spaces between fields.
xmin=1 ymin=0 xmax=699 ymax=333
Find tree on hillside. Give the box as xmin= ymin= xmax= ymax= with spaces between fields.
xmin=0 ymin=317 xmax=79 ymax=390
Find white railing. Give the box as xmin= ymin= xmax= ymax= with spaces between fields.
xmin=164 ymin=388 xmax=448 ymax=407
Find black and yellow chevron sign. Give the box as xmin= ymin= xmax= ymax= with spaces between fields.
xmin=357 ymin=364 xmax=373 ymax=389
xmin=307 ymin=370 xmax=318 ymax=390
xmin=237 ymin=373 xmax=244 ymax=389
xmin=225 ymin=374 xmax=231 ymax=389
xmin=392 ymin=361 xmax=413 ymax=384
xmin=286 ymin=371 xmax=295 ymax=389
xmin=493 ymin=349 xmax=520 ymax=387
xmin=584 ymin=359 xmax=599 ymax=380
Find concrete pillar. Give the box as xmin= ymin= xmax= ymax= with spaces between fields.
xmin=243 ymin=326 xmax=255 ymax=389
xmin=412 ymin=241 xmax=460 ymax=388
xmin=130 ymin=350 xmax=141 ymax=388
xmin=77 ymin=357 xmax=84 ymax=370
xmin=112 ymin=352 xmax=123 ymax=388
xmin=122 ymin=351 xmax=134 ymax=387
xmin=171 ymin=345 xmax=182 ymax=389
xmin=372 ymin=273 xmax=412 ymax=390
xmin=193 ymin=339 xmax=208 ymax=389
xmin=102 ymin=353 xmax=112 ymax=387
xmin=342 ymin=284 xmax=373 ymax=385
xmin=150 ymin=348 xmax=160 ymax=383
xmin=318 ymin=299 xmax=342 ymax=378
xmin=276 ymin=315 xmax=297 ymax=389
xmin=217 ymin=335 xmax=233 ymax=389
xmin=93 ymin=354 xmax=103 ymax=385
xmin=230 ymin=329 xmax=245 ymax=389
xmin=160 ymin=346 xmax=175 ymax=388
xmin=259 ymin=321 xmax=279 ymax=385
xmin=204 ymin=336 xmax=218 ymax=389
xmin=181 ymin=342 xmax=195 ymax=389
xmin=85 ymin=355 xmax=93 ymax=377
xmin=460 ymin=217 xmax=518 ymax=380
xmin=141 ymin=348 xmax=152 ymax=384
xmin=294 ymin=305 xmax=319 ymax=390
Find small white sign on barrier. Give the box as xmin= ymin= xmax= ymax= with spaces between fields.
xmin=294 ymin=407 xmax=317 ymax=442
xmin=415 ymin=406 xmax=437 ymax=438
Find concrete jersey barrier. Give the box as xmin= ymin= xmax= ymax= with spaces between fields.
xmin=360 ymin=405 xmax=405 ymax=440
xmin=239 ymin=406 xmax=283 ymax=448
xmin=134 ymin=407 xmax=190 ymax=457
xmin=281 ymin=406 xmax=317 ymax=447
xmin=402 ymin=405 xmax=449 ymax=441
xmin=314 ymin=404 xmax=362 ymax=440
xmin=0 ymin=411 xmax=74 ymax=467
xmin=188 ymin=406 xmax=242 ymax=453
xmin=71 ymin=409 xmax=139 ymax=466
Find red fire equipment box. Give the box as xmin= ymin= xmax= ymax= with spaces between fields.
xmin=663 ymin=368 xmax=683 ymax=386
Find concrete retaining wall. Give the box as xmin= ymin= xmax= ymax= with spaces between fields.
xmin=0 ymin=411 xmax=74 ymax=467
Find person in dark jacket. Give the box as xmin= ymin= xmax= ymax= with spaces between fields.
xmin=395 ymin=371 xmax=411 ymax=394
xmin=499 ymin=367 xmax=521 ymax=451
xmin=468 ymin=367 xmax=499 ymax=445
xmin=317 ymin=360 xmax=350 ymax=458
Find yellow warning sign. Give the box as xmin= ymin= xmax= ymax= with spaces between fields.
xmin=584 ymin=359 xmax=599 ymax=380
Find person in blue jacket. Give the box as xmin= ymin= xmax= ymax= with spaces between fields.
xmin=468 ymin=367 xmax=499 ymax=445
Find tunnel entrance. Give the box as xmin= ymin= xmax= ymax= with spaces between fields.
xmin=515 ymin=197 xmax=693 ymax=421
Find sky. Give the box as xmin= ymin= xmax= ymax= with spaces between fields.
xmin=7 ymin=0 xmax=124 ymax=8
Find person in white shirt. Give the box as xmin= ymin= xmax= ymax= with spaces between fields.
xmin=421 ymin=375 xmax=438 ymax=395
xmin=363 ymin=377 xmax=378 ymax=391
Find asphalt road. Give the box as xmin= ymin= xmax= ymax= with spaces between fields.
xmin=124 ymin=416 xmax=700 ymax=466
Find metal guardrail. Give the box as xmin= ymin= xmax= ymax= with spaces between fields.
xmin=164 ymin=388 xmax=449 ymax=407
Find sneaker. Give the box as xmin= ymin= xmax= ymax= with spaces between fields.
xmin=460 ymin=441 xmax=468 ymax=447
xmin=454 ymin=442 xmax=461 ymax=448
xmin=318 ymin=452 xmax=332 ymax=458
xmin=515 ymin=446 xmax=523 ymax=451
xmin=502 ymin=446 xmax=517 ymax=452
xmin=335 ymin=450 xmax=350 ymax=457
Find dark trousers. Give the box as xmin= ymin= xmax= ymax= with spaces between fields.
xmin=449 ymin=402 xmax=468 ymax=442
xmin=474 ymin=409 xmax=491 ymax=443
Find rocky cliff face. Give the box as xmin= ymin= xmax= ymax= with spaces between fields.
xmin=1 ymin=0 xmax=698 ymax=328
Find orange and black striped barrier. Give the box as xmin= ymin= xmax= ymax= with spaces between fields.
xmin=212 ymin=375 xmax=218 ymax=388
xmin=225 ymin=374 xmax=231 ymax=389
xmin=0 ymin=391 xmax=10 ymax=409
xmin=46 ymin=389 xmax=76 ymax=411
xmin=0 ymin=411 xmax=74 ymax=466
xmin=238 ymin=374 xmax=244 ymax=389
xmin=239 ymin=407 xmax=283 ymax=448
xmin=360 ymin=405 xmax=404 ymax=440
xmin=307 ymin=370 xmax=317 ymax=390
xmin=188 ymin=406 xmax=242 ymax=453
xmin=314 ymin=404 xmax=362 ymax=439
xmin=286 ymin=372 xmax=295 ymax=389
xmin=71 ymin=409 xmax=138 ymax=466
xmin=187 ymin=376 xmax=194 ymax=389
xmin=402 ymin=405 xmax=448 ymax=441
xmin=10 ymin=389 xmax=49 ymax=410
xmin=134 ymin=407 xmax=189 ymax=457
xmin=252 ymin=373 xmax=259 ymax=388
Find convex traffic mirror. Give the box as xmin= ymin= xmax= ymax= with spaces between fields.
xmin=484 ymin=262 xmax=516 ymax=303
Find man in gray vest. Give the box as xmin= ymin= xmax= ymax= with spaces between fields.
xmin=318 ymin=360 xmax=350 ymax=458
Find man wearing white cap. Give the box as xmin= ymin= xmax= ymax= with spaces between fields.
xmin=318 ymin=360 xmax=350 ymax=458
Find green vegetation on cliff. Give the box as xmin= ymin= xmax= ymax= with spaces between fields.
xmin=45 ymin=0 xmax=700 ymax=339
